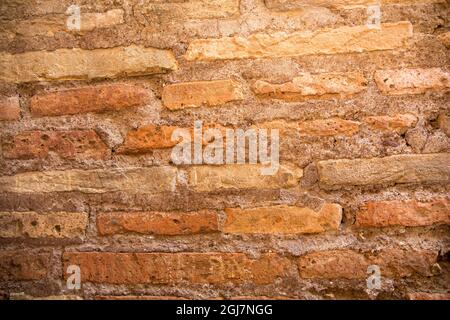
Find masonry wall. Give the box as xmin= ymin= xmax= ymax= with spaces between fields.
xmin=0 ymin=0 xmax=449 ymax=300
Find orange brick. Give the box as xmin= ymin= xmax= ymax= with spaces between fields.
xmin=224 ymin=203 xmax=342 ymax=234
xmin=356 ymin=199 xmax=450 ymax=227
xmin=3 ymin=130 xmax=108 ymax=160
xmin=63 ymin=252 xmax=292 ymax=285
xmin=298 ymin=248 xmax=437 ymax=279
xmin=0 ymin=250 xmax=50 ymax=281
xmin=0 ymin=96 xmax=20 ymax=121
xmin=162 ymin=80 xmax=244 ymax=110
xmin=30 ymin=84 xmax=150 ymax=117
xmin=97 ymin=210 xmax=219 ymax=236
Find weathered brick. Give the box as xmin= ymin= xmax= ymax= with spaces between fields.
xmin=30 ymin=84 xmax=150 ymax=117
xmin=162 ymin=80 xmax=244 ymax=110
xmin=188 ymin=164 xmax=303 ymax=192
xmin=4 ymin=9 xmax=124 ymax=38
xmin=3 ymin=130 xmax=108 ymax=160
xmin=438 ymin=113 xmax=450 ymax=137
xmin=9 ymin=293 xmax=82 ymax=300
xmin=97 ymin=210 xmax=218 ymax=236
xmin=364 ymin=114 xmax=418 ymax=134
xmin=298 ymin=248 xmax=437 ymax=279
xmin=317 ymin=153 xmax=450 ymax=189
xmin=0 ymin=96 xmax=20 ymax=121
xmin=224 ymin=203 xmax=342 ymax=234
xmin=0 ymin=46 xmax=178 ymax=83
xmin=185 ymin=22 xmax=412 ymax=61
xmin=408 ymin=292 xmax=450 ymax=300
xmin=264 ymin=0 xmax=445 ymax=11
xmin=96 ymin=296 xmax=186 ymax=300
xmin=299 ymin=118 xmax=361 ymax=137
xmin=356 ymin=199 xmax=450 ymax=227
xmin=0 ymin=212 xmax=88 ymax=238
xmin=374 ymin=68 xmax=450 ymax=95
xmin=139 ymin=0 xmax=240 ymax=19
xmin=116 ymin=125 xmax=179 ymax=153
xmin=437 ymin=32 xmax=450 ymax=48
xmin=252 ymin=72 xmax=366 ymax=101
xmin=0 ymin=167 xmax=177 ymax=193
xmin=63 ymin=252 xmax=292 ymax=285
xmin=0 ymin=250 xmax=50 ymax=281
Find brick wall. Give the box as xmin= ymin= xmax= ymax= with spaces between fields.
xmin=0 ymin=0 xmax=449 ymax=300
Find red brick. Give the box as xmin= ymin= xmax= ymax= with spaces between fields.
xmin=298 ymin=248 xmax=437 ymax=279
xmin=116 ymin=125 xmax=179 ymax=154
xmin=0 ymin=96 xmax=20 ymax=121
xmin=0 ymin=250 xmax=50 ymax=281
xmin=63 ymin=252 xmax=292 ymax=285
xmin=97 ymin=210 xmax=219 ymax=236
xmin=30 ymin=84 xmax=150 ymax=117
xmin=364 ymin=114 xmax=418 ymax=134
xmin=356 ymin=199 xmax=450 ymax=227
xmin=2 ymin=130 xmax=108 ymax=160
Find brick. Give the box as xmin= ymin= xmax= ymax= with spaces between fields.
xmin=317 ymin=153 xmax=450 ymax=189
xmin=0 ymin=45 xmax=178 ymax=83
xmin=139 ymin=0 xmax=240 ymax=19
xmin=438 ymin=113 xmax=450 ymax=137
xmin=408 ymin=292 xmax=450 ymax=300
xmin=0 ymin=250 xmax=50 ymax=281
xmin=364 ymin=114 xmax=417 ymax=134
xmin=188 ymin=164 xmax=303 ymax=192
xmin=374 ymin=68 xmax=450 ymax=95
xmin=63 ymin=252 xmax=292 ymax=285
xmin=298 ymin=248 xmax=437 ymax=279
xmin=0 ymin=96 xmax=20 ymax=121
xmin=2 ymin=130 xmax=108 ymax=160
xmin=224 ymin=203 xmax=342 ymax=234
xmin=299 ymin=118 xmax=361 ymax=137
xmin=356 ymin=199 xmax=450 ymax=227
xmin=0 ymin=212 xmax=88 ymax=238
xmin=437 ymin=32 xmax=450 ymax=48
xmin=116 ymin=125 xmax=179 ymax=153
xmin=96 ymin=296 xmax=187 ymax=300
xmin=117 ymin=124 xmax=228 ymax=154
xmin=4 ymin=9 xmax=124 ymax=37
xmin=0 ymin=167 xmax=177 ymax=193
xmin=30 ymin=84 xmax=150 ymax=117
xmin=97 ymin=210 xmax=218 ymax=236
xmin=162 ymin=80 xmax=244 ymax=110
xmin=9 ymin=293 xmax=82 ymax=300
xmin=264 ymin=0 xmax=445 ymax=11
xmin=185 ymin=22 xmax=412 ymax=61
xmin=252 ymin=72 xmax=366 ymax=101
